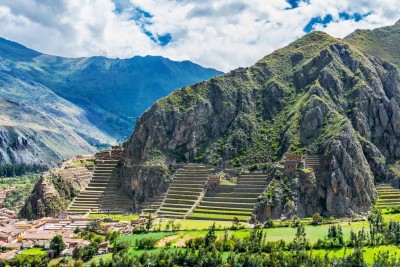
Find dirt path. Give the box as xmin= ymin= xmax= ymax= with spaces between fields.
xmin=174 ymin=236 xmax=192 ymax=247
xmin=156 ymin=235 xmax=179 ymax=247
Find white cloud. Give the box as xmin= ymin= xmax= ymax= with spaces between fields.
xmin=0 ymin=0 xmax=399 ymax=71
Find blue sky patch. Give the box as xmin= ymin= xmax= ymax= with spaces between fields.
xmin=303 ymin=15 xmax=333 ymax=32
xmin=112 ymin=0 xmax=131 ymax=14
xmin=135 ymin=8 xmax=153 ymax=19
xmin=339 ymin=12 xmax=372 ymax=22
xmin=303 ymin=11 xmax=372 ymax=32
xmin=158 ymin=34 xmax=172 ymax=46
xmin=286 ymin=0 xmax=309 ymax=9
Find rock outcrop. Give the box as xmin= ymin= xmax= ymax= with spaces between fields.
xmin=122 ymin=21 xmax=400 ymax=219
xmin=20 ymin=159 xmax=92 ymax=219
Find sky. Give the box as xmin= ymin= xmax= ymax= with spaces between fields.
xmin=0 ymin=0 xmax=399 ymax=72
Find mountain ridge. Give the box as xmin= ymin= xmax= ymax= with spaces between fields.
xmin=0 ymin=37 xmax=222 ymax=165
xmin=119 ymin=21 xmax=400 ymax=219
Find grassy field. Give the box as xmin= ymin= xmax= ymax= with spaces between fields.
xmin=152 ymin=218 xmax=241 ymax=231
xmin=88 ymin=213 xmax=139 ymax=221
xmin=116 ymin=232 xmax=175 ymax=246
xmin=313 ymin=245 xmax=400 ymax=265
xmin=19 ymin=248 xmax=47 ymax=255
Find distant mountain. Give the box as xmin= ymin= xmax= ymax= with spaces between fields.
xmin=0 ymin=37 xmax=222 ymax=165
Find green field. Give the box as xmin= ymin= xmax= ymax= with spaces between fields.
xmin=153 ymin=219 xmax=241 ymax=230
xmin=19 ymin=248 xmax=47 ymax=255
xmin=87 ymin=213 xmax=139 ymax=221
xmin=313 ymin=245 xmax=400 ymax=265
xmin=116 ymin=232 xmax=175 ymax=246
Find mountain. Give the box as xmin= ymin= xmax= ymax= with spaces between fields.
xmin=120 ymin=21 xmax=400 ymax=219
xmin=0 ymin=37 xmax=222 ymax=165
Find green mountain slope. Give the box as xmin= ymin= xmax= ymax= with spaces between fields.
xmin=0 ymin=37 xmax=222 ymax=165
xmin=345 ymin=19 xmax=400 ymax=67
xmin=123 ymin=21 xmax=400 ymax=218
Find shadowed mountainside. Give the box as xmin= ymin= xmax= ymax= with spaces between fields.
xmin=0 ymin=37 xmax=222 ymax=165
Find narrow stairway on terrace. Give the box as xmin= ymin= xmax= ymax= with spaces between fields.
xmin=376 ymin=183 xmax=400 ymax=209
xmin=304 ymin=155 xmax=322 ymax=173
xmin=66 ymin=150 xmax=132 ymax=215
xmin=187 ymin=172 xmax=267 ymax=222
xmin=156 ymin=165 xmax=213 ymax=219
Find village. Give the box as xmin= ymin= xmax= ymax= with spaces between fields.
xmin=0 ymin=206 xmax=149 ymax=261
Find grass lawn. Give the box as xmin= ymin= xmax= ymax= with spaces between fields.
xmin=313 ymin=245 xmax=400 ymax=265
xmin=152 ymin=219 xmax=241 ymax=231
xmin=116 ymin=232 xmax=175 ymax=246
xmin=382 ymin=213 xmax=400 ymax=221
xmin=19 ymin=248 xmax=47 ymax=255
xmin=127 ymin=247 xmax=183 ymax=258
xmin=88 ymin=213 xmax=139 ymax=221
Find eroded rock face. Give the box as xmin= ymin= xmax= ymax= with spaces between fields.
xmin=122 ymin=23 xmax=400 ymax=219
xmin=119 ymin=164 xmax=170 ymax=211
xmin=20 ymin=164 xmax=91 ymax=219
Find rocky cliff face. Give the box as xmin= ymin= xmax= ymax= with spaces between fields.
xmin=20 ymin=160 xmax=92 ymax=219
xmin=123 ymin=21 xmax=400 ymax=219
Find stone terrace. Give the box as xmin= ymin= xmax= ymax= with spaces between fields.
xmin=187 ymin=173 xmax=267 ymax=222
xmin=156 ymin=165 xmax=212 ymax=219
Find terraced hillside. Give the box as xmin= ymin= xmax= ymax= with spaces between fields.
xmin=376 ymin=183 xmax=400 ymax=209
xmin=304 ymin=155 xmax=322 ymax=173
xmin=139 ymin=193 xmax=166 ymax=215
xmin=67 ymin=152 xmax=132 ymax=215
xmin=157 ymin=165 xmax=212 ymax=219
xmin=187 ymin=173 xmax=266 ymax=222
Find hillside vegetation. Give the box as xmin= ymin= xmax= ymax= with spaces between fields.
xmin=123 ymin=21 xmax=400 ymax=219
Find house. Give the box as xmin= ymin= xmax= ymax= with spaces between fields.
xmin=206 ymin=174 xmax=220 ymax=190
xmin=21 ymin=240 xmax=34 ymax=249
xmin=60 ymin=248 xmax=74 ymax=257
xmin=0 ymin=250 xmax=18 ymax=260
xmin=0 ymin=227 xmax=24 ymax=242
xmin=0 ymin=208 xmax=17 ymax=219
xmin=63 ymin=238 xmax=90 ymax=249
xmin=21 ymin=230 xmax=58 ymax=249
xmin=283 ymin=160 xmax=299 ymax=172
xmin=283 ymin=153 xmax=305 ymax=172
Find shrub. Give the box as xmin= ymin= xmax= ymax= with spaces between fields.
xmin=312 ymin=212 xmax=323 ymax=225
xmin=136 ymin=237 xmax=158 ymax=250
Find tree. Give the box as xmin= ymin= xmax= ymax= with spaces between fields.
xmin=82 ymin=242 xmax=99 ymax=261
xmin=231 ymin=217 xmax=240 ymax=229
xmin=72 ymin=246 xmax=83 ymax=260
xmin=205 ymin=223 xmax=217 ymax=248
xmin=74 ymin=226 xmax=81 ymax=235
xmin=293 ymin=223 xmax=308 ymax=252
xmin=87 ymin=221 xmax=100 ymax=232
xmin=368 ymin=209 xmax=384 ymax=245
xmin=312 ymin=212 xmax=323 ymax=225
xmin=50 ymin=235 xmax=66 ymax=257
xmin=145 ymin=214 xmax=153 ymax=232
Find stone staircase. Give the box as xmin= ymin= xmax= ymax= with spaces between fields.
xmin=376 ymin=183 xmax=400 ymax=209
xmin=305 ymin=155 xmax=322 ymax=172
xmin=156 ymin=165 xmax=212 ymax=219
xmin=66 ymin=151 xmax=132 ymax=215
xmin=187 ymin=173 xmax=267 ymax=222
xmin=139 ymin=193 xmax=167 ymax=215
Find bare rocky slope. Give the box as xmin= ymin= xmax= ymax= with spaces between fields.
xmin=122 ymin=21 xmax=400 ymax=219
